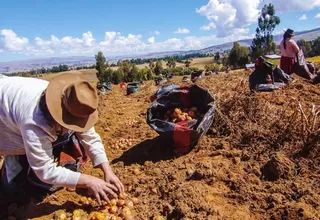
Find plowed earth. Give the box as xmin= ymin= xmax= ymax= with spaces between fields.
xmin=1 ymin=69 xmax=320 ymax=220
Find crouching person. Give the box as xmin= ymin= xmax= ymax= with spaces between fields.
xmin=0 ymin=73 xmax=124 ymax=205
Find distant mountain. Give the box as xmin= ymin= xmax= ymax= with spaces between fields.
xmin=1 ymin=27 xmax=319 ymax=73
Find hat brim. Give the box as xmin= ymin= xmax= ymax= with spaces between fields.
xmin=46 ymin=73 xmax=99 ymax=132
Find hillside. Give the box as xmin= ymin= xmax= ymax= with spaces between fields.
xmin=1 ymin=27 xmax=320 ymax=73
xmin=0 ymin=69 xmax=319 ymax=219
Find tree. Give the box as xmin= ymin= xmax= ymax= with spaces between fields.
xmin=214 ymin=52 xmax=220 ymax=61
xmin=185 ymin=59 xmax=191 ymax=67
xmin=154 ymin=60 xmax=163 ymax=76
xmin=297 ymin=39 xmax=312 ymax=57
xmin=229 ymin=42 xmax=250 ymax=68
xmin=112 ymin=69 xmax=124 ymax=84
xmin=148 ymin=60 xmax=155 ymax=72
xmin=41 ymin=67 xmax=46 ymax=74
xmin=251 ymin=3 xmax=280 ymax=60
xmin=310 ymin=37 xmax=320 ymax=57
xmin=95 ymin=51 xmax=108 ymax=82
xmin=166 ymin=57 xmax=176 ymax=68
xmin=102 ymin=68 xmax=114 ymax=83
xmin=139 ymin=67 xmax=152 ymax=81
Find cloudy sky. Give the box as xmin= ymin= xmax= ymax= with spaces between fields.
xmin=1 ymin=0 xmax=320 ymax=61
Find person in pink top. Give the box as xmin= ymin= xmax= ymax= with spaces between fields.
xmin=280 ymin=29 xmax=300 ymax=75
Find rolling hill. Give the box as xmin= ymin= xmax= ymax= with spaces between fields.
xmin=1 ymin=27 xmax=319 ymax=73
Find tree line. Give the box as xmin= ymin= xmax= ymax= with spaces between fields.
xmin=125 ymin=53 xmax=213 ymax=65
xmin=95 ymin=51 xmax=202 ymax=84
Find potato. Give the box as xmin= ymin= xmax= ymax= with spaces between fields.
xmin=177 ymin=114 xmax=186 ymax=122
xmin=173 ymin=108 xmax=182 ymax=117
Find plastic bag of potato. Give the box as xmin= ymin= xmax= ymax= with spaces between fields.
xmin=146 ymin=84 xmax=216 ymax=155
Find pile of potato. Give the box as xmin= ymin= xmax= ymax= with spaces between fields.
xmin=54 ymin=193 xmax=138 ymax=220
xmin=111 ymin=138 xmax=136 ymax=149
xmin=164 ymin=107 xmax=201 ymax=123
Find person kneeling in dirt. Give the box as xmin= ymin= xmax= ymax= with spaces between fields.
xmin=0 ymin=73 xmax=124 ymax=204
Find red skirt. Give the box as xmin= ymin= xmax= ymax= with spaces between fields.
xmin=280 ymin=56 xmax=295 ymax=75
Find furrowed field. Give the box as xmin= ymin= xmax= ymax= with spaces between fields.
xmin=0 ymin=57 xmax=319 ymax=220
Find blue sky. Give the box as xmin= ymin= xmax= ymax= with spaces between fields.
xmin=1 ymin=0 xmax=320 ymax=62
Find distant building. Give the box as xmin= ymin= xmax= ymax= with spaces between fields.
xmin=245 ymin=63 xmax=255 ymax=70
xmin=264 ymin=54 xmax=281 ymax=60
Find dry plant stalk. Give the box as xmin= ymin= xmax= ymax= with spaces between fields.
xmin=298 ymin=102 xmax=320 ymax=151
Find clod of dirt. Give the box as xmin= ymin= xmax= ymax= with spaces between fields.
xmin=262 ymin=152 xmax=295 ymax=181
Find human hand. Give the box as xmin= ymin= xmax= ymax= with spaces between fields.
xmin=78 ymin=174 xmax=118 ymax=205
xmin=104 ymin=169 xmax=124 ymax=194
xmin=98 ymin=162 xmax=124 ymax=193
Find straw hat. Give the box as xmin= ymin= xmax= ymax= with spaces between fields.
xmin=46 ymin=73 xmax=99 ymax=132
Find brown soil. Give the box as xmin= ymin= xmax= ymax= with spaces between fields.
xmin=1 ymin=70 xmax=320 ymax=220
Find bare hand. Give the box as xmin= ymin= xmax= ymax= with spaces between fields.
xmin=97 ymin=162 xmax=125 ymax=194
xmin=78 ymin=174 xmax=118 ymax=205
xmin=104 ymin=169 xmax=125 ymax=194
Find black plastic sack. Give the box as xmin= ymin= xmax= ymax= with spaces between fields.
xmin=191 ymin=70 xmax=204 ymax=82
xmin=255 ymin=83 xmax=281 ymax=92
xmin=312 ymin=75 xmax=320 ymax=84
xmin=255 ymin=56 xmax=274 ymax=75
xmin=155 ymin=76 xmax=165 ymax=86
xmin=127 ymin=82 xmax=139 ymax=95
xmin=273 ymin=67 xmax=292 ymax=83
xmin=249 ymin=69 xmax=272 ymax=91
xmin=146 ymin=84 xmax=216 ymax=155
xmin=249 ymin=56 xmax=275 ymax=91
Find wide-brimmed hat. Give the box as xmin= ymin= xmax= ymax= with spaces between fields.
xmin=285 ymin=28 xmax=294 ymax=36
xmin=46 ymin=73 xmax=99 ymax=132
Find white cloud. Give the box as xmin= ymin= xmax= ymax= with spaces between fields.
xmin=0 ymin=29 xmax=253 ymax=57
xmin=174 ymin=28 xmax=190 ymax=34
xmin=0 ymin=29 xmax=29 ymax=51
xmin=154 ymin=31 xmax=160 ymax=35
xmin=148 ymin=37 xmax=155 ymax=44
xmin=200 ymin=22 xmax=216 ymax=31
xmin=315 ymin=13 xmax=320 ymax=18
xmin=196 ymin=0 xmax=320 ymax=37
xmin=196 ymin=0 xmax=260 ymax=37
xmin=263 ymin=0 xmax=320 ymax=12
xmin=299 ymin=14 xmax=307 ymax=20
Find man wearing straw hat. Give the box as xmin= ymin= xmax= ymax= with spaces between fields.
xmin=0 ymin=73 xmax=123 ymax=205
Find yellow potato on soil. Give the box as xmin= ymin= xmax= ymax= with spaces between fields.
xmin=121 ymin=206 xmax=132 ymax=217
xmin=173 ymin=108 xmax=182 ymax=117
xmin=109 ymin=199 xmax=117 ymax=206
xmin=56 ymin=211 xmax=67 ymax=220
xmin=177 ymin=114 xmax=186 ymax=122
xmin=186 ymin=116 xmax=192 ymax=120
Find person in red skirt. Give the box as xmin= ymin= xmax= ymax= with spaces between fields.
xmin=280 ymin=29 xmax=300 ymax=75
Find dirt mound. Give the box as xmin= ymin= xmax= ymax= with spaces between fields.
xmin=1 ymin=70 xmax=320 ymax=219
xmin=262 ymin=152 xmax=296 ymax=181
